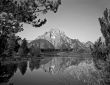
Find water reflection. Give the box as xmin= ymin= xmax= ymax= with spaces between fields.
xmin=0 ymin=57 xmax=93 ymax=85
xmin=18 ymin=61 xmax=27 ymax=75
xmin=29 ymin=58 xmax=41 ymax=71
xmin=0 ymin=62 xmax=17 ymax=84
xmin=41 ymin=57 xmax=83 ymax=74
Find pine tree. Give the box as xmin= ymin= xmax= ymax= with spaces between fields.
xmin=91 ymin=8 xmax=110 ymax=85
xmin=99 ymin=8 xmax=110 ymax=46
xmin=21 ymin=38 xmax=29 ymax=55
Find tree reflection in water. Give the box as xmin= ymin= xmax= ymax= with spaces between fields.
xmin=29 ymin=58 xmax=41 ymax=72
xmin=41 ymin=57 xmax=75 ymax=74
xmin=0 ymin=62 xmax=17 ymax=84
xmin=18 ymin=61 xmax=27 ymax=75
xmin=0 ymin=57 xmax=94 ymax=85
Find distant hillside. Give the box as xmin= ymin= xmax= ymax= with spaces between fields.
xmin=29 ymin=39 xmax=54 ymax=49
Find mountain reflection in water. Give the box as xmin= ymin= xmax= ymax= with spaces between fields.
xmin=0 ymin=57 xmax=98 ymax=85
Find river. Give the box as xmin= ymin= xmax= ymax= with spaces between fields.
xmin=0 ymin=57 xmax=100 ymax=85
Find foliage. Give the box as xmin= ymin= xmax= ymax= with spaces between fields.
xmin=91 ymin=37 xmax=108 ymax=61
xmin=91 ymin=8 xmax=110 ymax=62
xmin=91 ymin=8 xmax=110 ymax=85
xmin=0 ymin=0 xmax=61 ymax=57
xmin=5 ymin=35 xmax=20 ymax=56
xmin=0 ymin=0 xmax=61 ymax=27
xmin=99 ymin=8 xmax=110 ymax=46
xmin=29 ymin=45 xmax=40 ymax=57
xmin=0 ymin=11 xmax=22 ymax=56
xmin=18 ymin=38 xmax=29 ymax=56
xmin=0 ymin=34 xmax=21 ymax=57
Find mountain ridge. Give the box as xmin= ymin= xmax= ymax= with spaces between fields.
xmin=29 ymin=28 xmax=93 ymax=52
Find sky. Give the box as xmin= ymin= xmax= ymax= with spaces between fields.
xmin=17 ymin=0 xmax=110 ymax=43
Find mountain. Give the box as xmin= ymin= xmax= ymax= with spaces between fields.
xmin=85 ymin=41 xmax=93 ymax=48
xmin=37 ymin=28 xmax=72 ymax=49
xmin=29 ymin=28 xmax=91 ymax=52
xmin=71 ymin=39 xmax=86 ymax=49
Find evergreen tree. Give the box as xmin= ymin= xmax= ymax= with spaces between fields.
xmin=91 ymin=8 xmax=110 ymax=61
xmin=91 ymin=8 xmax=110 ymax=85
xmin=99 ymin=8 xmax=110 ymax=46
xmin=20 ymin=38 xmax=29 ymax=56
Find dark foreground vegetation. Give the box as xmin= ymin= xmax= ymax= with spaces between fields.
xmin=90 ymin=8 xmax=110 ymax=85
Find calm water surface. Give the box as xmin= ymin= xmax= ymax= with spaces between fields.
xmin=0 ymin=57 xmax=88 ymax=85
